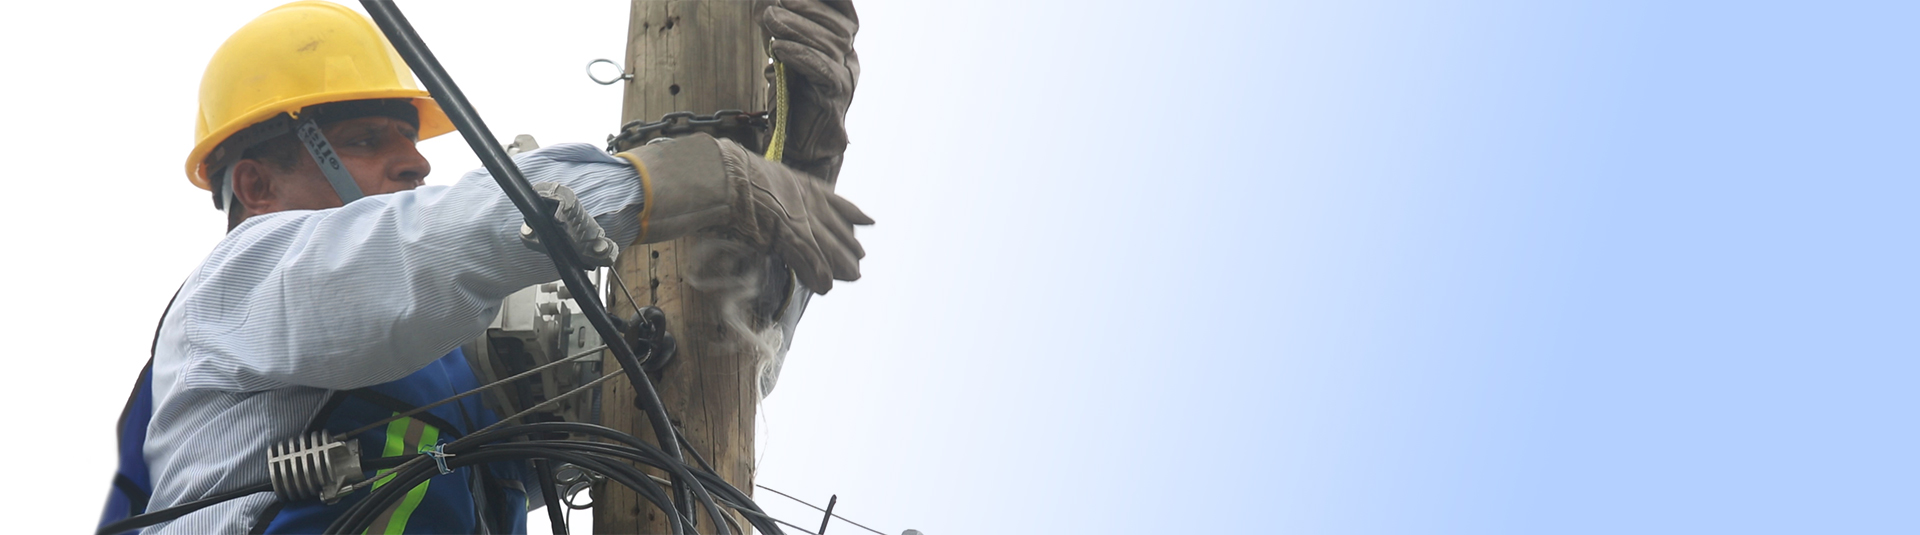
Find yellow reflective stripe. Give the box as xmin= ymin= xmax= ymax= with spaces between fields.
xmin=369 ymin=414 xmax=411 ymax=490
xmin=380 ymin=415 xmax=410 ymax=457
xmin=378 ymin=425 xmax=440 ymax=534
xmin=375 ymin=478 xmax=432 ymax=535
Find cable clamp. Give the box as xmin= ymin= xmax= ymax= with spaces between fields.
xmin=419 ymin=443 xmax=456 ymax=475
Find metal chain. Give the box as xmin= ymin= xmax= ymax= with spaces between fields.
xmin=606 ymin=110 xmax=769 ymax=153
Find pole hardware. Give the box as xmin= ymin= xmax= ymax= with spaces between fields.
xmin=586 ymin=58 xmax=632 ymax=86
xmin=505 ymin=134 xmax=540 ymax=156
xmin=553 ymin=463 xmax=606 ymax=510
xmin=620 ymin=305 xmax=678 ymax=375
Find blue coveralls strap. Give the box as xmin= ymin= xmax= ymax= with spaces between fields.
xmin=101 ymin=333 xmax=530 ymax=534
xmin=252 ymin=347 xmax=530 ymax=534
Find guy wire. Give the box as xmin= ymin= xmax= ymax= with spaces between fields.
xmin=343 ymin=343 xmax=608 ymax=437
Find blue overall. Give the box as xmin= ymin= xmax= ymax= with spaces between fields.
xmin=102 ymin=298 xmax=530 ymax=534
xmin=250 ymin=348 xmax=531 ymax=534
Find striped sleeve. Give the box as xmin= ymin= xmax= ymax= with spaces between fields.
xmin=179 ymin=142 xmax=645 ymax=392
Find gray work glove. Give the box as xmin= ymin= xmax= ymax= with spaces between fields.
xmin=520 ymin=182 xmax=620 ymax=268
xmin=614 ymin=133 xmax=872 ymax=294
xmin=762 ymin=0 xmax=859 ymax=183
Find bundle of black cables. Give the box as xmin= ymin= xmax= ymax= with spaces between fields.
xmin=99 ymin=421 xmax=781 ymax=535
xmin=329 ymin=421 xmax=782 ymax=535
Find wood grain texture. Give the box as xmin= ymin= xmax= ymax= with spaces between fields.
xmin=597 ymin=1 xmax=767 ymax=533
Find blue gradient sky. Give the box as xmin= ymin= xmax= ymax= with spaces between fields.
xmin=4 ymin=1 xmax=1913 ymax=533
xmin=768 ymin=1 xmax=1919 ymax=533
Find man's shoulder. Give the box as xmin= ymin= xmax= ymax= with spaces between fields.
xmin=196 ymin=211 xmax=315 ymax=270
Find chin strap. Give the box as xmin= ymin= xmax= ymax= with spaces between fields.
xmin=212 ymin=117 xmax=365 ymax=216
xmin=295 ymin=117 xmax=365 ymax=205
xmin=216 ymin=166 xmax=240 ymax=220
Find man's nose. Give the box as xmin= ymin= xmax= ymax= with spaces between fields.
xmin=391 ymin=141 xmax=430 ymax=187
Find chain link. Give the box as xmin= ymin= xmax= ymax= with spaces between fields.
xmin=606 ymin=110 xmax=768 ymax=153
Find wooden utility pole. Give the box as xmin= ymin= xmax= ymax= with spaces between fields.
xmin=598 ymin=1 xmax=767 ymax=533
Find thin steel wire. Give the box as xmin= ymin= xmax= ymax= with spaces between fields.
xmin=342 ymin=344 xmax=609 ymax=437
xmin=475 ymin=364 xmax=624 ymax=436
xmin=763 ymin=513 xmax=820 ymax=535
xmin=607 ymin=267 xmax=645 ymax=312
xmin=755 ymin=485 xmax=890 ymax=535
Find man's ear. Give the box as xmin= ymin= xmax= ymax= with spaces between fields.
xmin=230 ymin=159 xmax=278 ymax=215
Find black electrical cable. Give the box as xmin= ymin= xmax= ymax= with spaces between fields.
xmin=318 ymin=456 xmax=446 ymax=533
xmin=508 ymin=425 xmax=770 ymax=528
xmin=535 ymin=460 xmax=569 ymax=534
xmin=332 ymin=455 xmax=573 ymax=534
xmin=506 ymin=436 xmax=767 ymax=535
xmin=667 ymin=423 xmax=765 ymax=535
xmin=324 ymin=422 xmax=688 ymax=534
xmin=95 ymin=482 xmax=273 ymax=535
xmin=328 ymin=423 xmax=775 ymax=535
xmin=493 ymin=441 xmax=735 ymax=535
xmin=482 ymin=449 xmax=686 ymax=535
xmin=541 ymin=442 xmax=777 ymax=535
xmin=449 ymin=422 xmax=729 ymax=534
xmin=455 ymin=421 xmax=647 ymax=450
xmin=360 ymin=456 xmax=413 ymax=471
xmin=327 ymin=447 xmax=688 ymax=535
xmin=327 ymin=457 xmax=434 ymax=535
xmin=107 ymin=412 xmax=768 ymax=534
xmin=675 ymin=422 xmax=718 ymax=473
xmin=459 ymin=421 xmax=732 ymax=531
xmin=110 ymin=401 xmax=779 ymax=534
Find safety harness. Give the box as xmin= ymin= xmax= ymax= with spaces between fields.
xmin=99 ymin=309 xmax=526 ymax=534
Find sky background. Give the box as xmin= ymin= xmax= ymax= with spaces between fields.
xmin=2 ymin=0 xmax=1916 ymax=533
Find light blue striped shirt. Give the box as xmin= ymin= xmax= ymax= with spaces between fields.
xmin=145 ymin=143 xmax=646 ymax=534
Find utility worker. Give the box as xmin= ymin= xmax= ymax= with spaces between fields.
xmin=99 ymin=0 xmax=866 ymax=533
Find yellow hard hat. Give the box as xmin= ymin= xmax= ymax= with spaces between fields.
xmin=185 ymin=0 xmax=454 ymax=190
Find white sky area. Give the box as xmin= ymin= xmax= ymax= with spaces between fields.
xmin=4 ymin=1 xmax=1918 ymax=534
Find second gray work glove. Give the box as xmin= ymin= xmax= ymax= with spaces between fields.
xmin=520 ymin=182 xmax=620 ymax=268
xmin=762 ymin=0 xmax=859 ymax=182
xmin=614 ymin=133 xmax=873 ymax=294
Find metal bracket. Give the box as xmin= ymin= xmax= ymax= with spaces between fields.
xmin=462 ymin=282 xmax=606 ymax=425
xmin=505 ymin=134 xmax=540 ymax=156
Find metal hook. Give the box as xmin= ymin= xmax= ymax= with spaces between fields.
xmin=586 ymin=58 xmax=632 ymax=85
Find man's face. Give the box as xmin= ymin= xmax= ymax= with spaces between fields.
xmin=248 ymin=116 xmax=430 ymax=213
